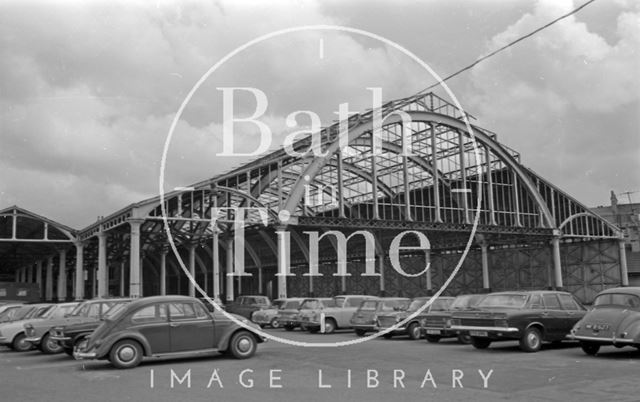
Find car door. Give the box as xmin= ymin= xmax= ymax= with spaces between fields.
xmin=541 ymin=294 xmax=565 ymax=340
xmin=129 ymin=304 xmax=171 ymax=354
xmin=168 ymin=302 xmax=214 ymax=352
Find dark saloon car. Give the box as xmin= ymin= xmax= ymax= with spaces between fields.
xmin=74 ymin=295 xmax=264 ymax=369
xmin=375 ymin=297 xmax=454 ymax=340
xmin=50 ymin=298 xmax=132 ymax=356
xmin=569 ymin=287 xmax=640 ymax=355
xmin=450 ymin=290 xmax=587 ymax=352
xmin=420 ymin=294 xmax=486 ymax=343
xmin=350 ymin=298 xmax=409 ymax=336
xmin=225 ymin=295 xmax=271 ymax=319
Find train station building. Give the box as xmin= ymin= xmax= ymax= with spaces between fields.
xmin=0 ymin=93 xmax=632 ymax=303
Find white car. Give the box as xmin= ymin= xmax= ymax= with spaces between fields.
xmin=0 ymin=304 xmax=53 ymax=351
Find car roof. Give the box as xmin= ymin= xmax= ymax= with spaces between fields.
xmin=126 ymin=295 xmax=200 ymax=309
xmin=598 ymin=287 xmax=640 ymax=296
xmin=486 ymin=290 xmax=572 ymax=296
xmin=334 ymin=295 xmax=379 ymax=298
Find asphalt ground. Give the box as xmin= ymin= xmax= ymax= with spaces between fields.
xmin=1 ymin=328 xmax=638 ymax=402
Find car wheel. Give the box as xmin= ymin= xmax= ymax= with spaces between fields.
xmin=229 ymin=331 xmax=257 ymax=359
xmin=270 ymin=318 xmax=280 ymax=329
xmin=580 ymin=342 xmax=600 ymax=356
xmin=322 ymin=318 xmax=337 ymax=334
xmin=12 ymin=333 xmax=32 ymax=352
xmin=457 ymin=334 xmax=472 ymax=344
xmin=41 ymin=332 xmax=63 ymax=354
xmin=425 ymin=335 xmax=441 ymax=343
xmin=471 ymin=337 xmax=492 ymax=349
xmin=109 ymin=339 xmax=144 ymax=369
xmin=407 ymin=323 xmax=421 ymax=340
xmin=284 ymin=325 xmax=295 ymax=332
xmin=355 ymin=329 xmax=367 ymax=337
xmin=519 ymin=327 xmax=543 ymax=353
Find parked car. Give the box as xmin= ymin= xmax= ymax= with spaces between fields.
xmin=225 ymin=295 xmax=271 ymax=319
xmin=73 ymin=295 xmax=264 ymax=369
xmin=375 ymin=296 xmax=454 ymax=340
xmin=22 ymin=302 xmax=79 ymax=353
xmin=0 ymin=304 xmax=53 ymax=351
xmin=350 ymin=297 xmax=409 ymax=336
xmin=450 ymin=290 xmax=587 ymax=352
xmin=285 ymin=298 xmax=334 ymax=331
xmin=300 ymin=295 xmax=379 ymax=334
xmin=49 ymin=298 xmax=133 ymax=356
xmin=251 ymin=298 xmax=304 ymax=329
xmin=420 ymin=294 xmax=486 ymax=343
xmin=569 ymin=287 xmax=640 ymax=355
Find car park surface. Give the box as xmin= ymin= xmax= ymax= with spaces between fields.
xmin=2 ymin=326 xmax=639 ymax=402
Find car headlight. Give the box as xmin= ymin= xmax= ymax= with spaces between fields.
xmin=495 ymin=319 xmax=508 ymax=328
xmin=444 ymin=319 xmax=452 ymax=328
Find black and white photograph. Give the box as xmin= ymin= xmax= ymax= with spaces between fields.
xmin=0 ymin=0 xmax=639 ymax=401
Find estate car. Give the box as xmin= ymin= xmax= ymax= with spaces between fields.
xmin=569 ymin=287 xmax=640 ymax=355
xmin=450 ymin=290 xmax=586 ymax=352
xmin=74 ymin=295 xmax=264 ymax=369
xmin=299 ymin=295 xmax=378 ymax=334
xmin=251 ymin=298 xmax=304 ymax=329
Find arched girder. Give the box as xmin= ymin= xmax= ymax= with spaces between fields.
xmin=283 ymin=111 xmax=556 ymax=229
xmin=558 ymin=212 xmax=622 ymax=237
xmin=324 ymin=160 xmax=395 ymax=198
xmin=348 ymin=137 xmax=451 ymax=187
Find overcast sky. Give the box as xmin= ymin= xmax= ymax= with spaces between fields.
xmin=0 ymin=0 xmax=638 ymax=228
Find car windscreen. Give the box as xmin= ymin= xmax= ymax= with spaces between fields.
xmin=300 ymin=300 xmax=321 ymax=309
xmin=272 ymin=300 xmax=286 ymax=309
xmin=450 ymin=295 xmax=484 ymax=310
xmin=358 ymin=300 xmax=379 ymax=311
xmin=430 ymin=299 xmax=452 ymax=311
xmin=104 ymin=302 xmax=128 ymax=320
xmin=333 ymin=297 xmax=346 ymax=307
xmin=50 ymin=304 xmax=77 ymax=318
xmin=477 ymin=294 xmax=528 ymax=308
xmin=32 ymin=306 xmax=54 ymax=318
xmin=382 ymin=299 xmax=409 ymax=312
xmin=282 ymin=300 xmax=301 ymax=309
xmin=406 ymin=299 xmax=429 ymax=312
xmin=0 ymin=305 xmax=29 ymax=321
xmin=593 ymin=293 xmax=640 ymax=309
xmin=68 ymin=301 xmax=88 ymax=316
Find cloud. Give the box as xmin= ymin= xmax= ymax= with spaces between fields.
xmin=466 ymin=0 xmax=640 ymax=205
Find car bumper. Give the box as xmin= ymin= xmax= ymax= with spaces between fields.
xmin=374 ymin=325 xmax=406 ymax=333
xmin=450 ymin=325 xmax=519 ymax=334
xmin=421 ymin=327 xmax=456 ymax=336
xmin=567 ymin=334 xmax=636 ymax=344
xmin=24 ymin=336 xmax=42 ymax=344
xmin=351 ymin=324 xmax=375 ymax=331
xmin=73 ymin=350 xmax=98 ymax=359
xmin=50 ymin=335 xmax=71 ymax=342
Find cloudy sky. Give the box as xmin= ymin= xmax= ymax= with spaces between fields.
xmin=0 ymin=0 xmax=638 ymax=228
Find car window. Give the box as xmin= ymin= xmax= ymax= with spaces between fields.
xmin=131 ymin=305 xmax=167 ymax=324
xmin=382 ymin=300 xmax=408 ymax=312
xmin=168 ymin=303 xmax=200 ymax=320
xmin=594 ymin=293 xmax=640 ymax=309
xmin=255 ymin=297 xmax=270 ymax=306
xmin=529 ymin=294 xmax=542 ymax=309
xmin=348 ymin=298 xmax=365 ymax=307
xmin=558 ymin=294 xmax=581 ymax=310
xmin=193 ymin=303 xmax=209 ymax=318
xmin=407 ymin=299 xmax=429 ymax=312
xmin=242 ymin=297 xmax=255 ymax=305
xmin=299 ymin=299 xmax=320 ymax=310
xmin=542 ymin=294 xmax=561 ymax=310
xmin=478 ymin=294 xmax=528 ymax=308
xmin=87 ymin=303 xmax=102 ymax=318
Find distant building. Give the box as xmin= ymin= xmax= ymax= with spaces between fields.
xmin=591 ymin=192 xmax=640 ymax=286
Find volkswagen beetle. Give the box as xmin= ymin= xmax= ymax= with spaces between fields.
xmin=74 ymin=295 xmax=265 ymax=369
